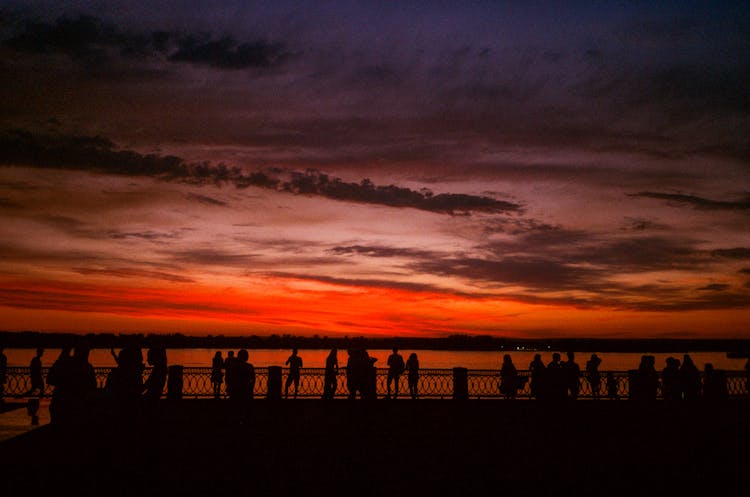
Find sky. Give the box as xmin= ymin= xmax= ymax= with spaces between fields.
xmin=0 ymin=1 xmax=748 ymax=338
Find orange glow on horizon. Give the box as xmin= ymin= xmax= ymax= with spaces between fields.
xmin=0 ymin=275 xmax=748 ymax=338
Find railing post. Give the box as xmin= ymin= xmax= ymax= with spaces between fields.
xmin=167 ymin=365 xmax=183 ymax=400
xmin=453 ymin=367 xmax=468 ymax=400
xmin=267 ymin=366 xmax=282 ymax=400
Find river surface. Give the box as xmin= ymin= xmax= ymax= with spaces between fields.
xmin=4 ymin=348 xmax=747 ymax=370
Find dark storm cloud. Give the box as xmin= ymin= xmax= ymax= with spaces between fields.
xmin=0 ymin=129 xmax=521 ymax=214
xmin=628 ymin=192 xmax=750 ymax=211
xmin=2 ymin=14 xmax=292 ymax=71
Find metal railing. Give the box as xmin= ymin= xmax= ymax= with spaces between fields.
xmin=2 ymin=366 xmax=748 ymax=399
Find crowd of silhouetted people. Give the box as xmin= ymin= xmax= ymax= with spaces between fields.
xmin=514 ymin=352 xmax=733 ymax=402
xmin=0 ymin=344 xmax=747 ymax=421
xmin=208 ymin=346 xmax=421 ymax=400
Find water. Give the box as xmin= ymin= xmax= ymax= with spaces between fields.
xmin=4 ymin=348 xmax=747 ymax=371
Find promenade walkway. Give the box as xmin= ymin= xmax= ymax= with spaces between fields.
xmin=1 ymin=400 xmax=748 ymax=497
xmin=0 ymin=400 xmax=50 ymax=443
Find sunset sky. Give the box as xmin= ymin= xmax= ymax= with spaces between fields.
xmin=0 ymin=1 xmax=748 ymax=338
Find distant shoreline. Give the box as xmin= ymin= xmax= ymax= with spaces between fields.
xmin=2 ymin=330 xmax=749 ymax=354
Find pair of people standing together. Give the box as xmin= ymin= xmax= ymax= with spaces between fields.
xmin=387 ymin=348 xmax=420 ymax=400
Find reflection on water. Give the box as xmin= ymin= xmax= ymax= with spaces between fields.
xmin=4 ymin=348 xmax=747 ymax=370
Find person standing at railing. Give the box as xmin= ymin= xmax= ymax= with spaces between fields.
xmin=547 ymin=353 xmax=566 ymax=401
xmin=108 ymin=344 xmax=144 ymax=411
xmin=50 ymin=341 xmax=96 ymax=425
xmin=702 ymin=363 xmax=728 ymax=401
xmin=500 ymin=354 xmax=519 ymax=399
xmin=680 ymin=354 xmax=701 ymax=401
xmin=227 ymin=349 xmax=255 ymax=402
xmin=528 ymin=354 xmax=545 ymax=400
xmin=406 ymin=353 xmax=419 ymax=399
xmin=0 ymin=346 xmax=6 ymax=407
xmin=224 ymin=351 xmax=235 ymax=393
xmin=323 ymin=348 xmax=338 ymax=400
xmin=285 ymin=348 xmax=303 ymax=399
xmin=586 ymin=354 xmax=602 ymax=399
xmin=661 ymin=357 xmax=681 ymax=401
xmin=25 ymin=348 xmax=44 ymax=397
xmin=386 ymin=347 xmax=405 ymax=399
xmin=562 ymin=351 xmax=580 ymax=400
xmin=143 ymin=347 xmax=167 ymax=403
xmin=47 ymin=347 xmax=72 ymax=390
xmin=211 ymin=351 xmax=224 ymax=399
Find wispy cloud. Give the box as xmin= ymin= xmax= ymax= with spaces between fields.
xmin=72 ymin=266 xmax=194 ymax=283
xmin=3 ymin=15 xmax=293 ymax=71
xmin=0 ymin=129 xmax=521 ymax=214
xmin=628 ymin=192 xmax=750 ymax=211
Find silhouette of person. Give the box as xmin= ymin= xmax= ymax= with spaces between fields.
xmin=323 ymin=348 xmax=338 ymax=400
xmin=47 ymin=347 xmax=72 ymax=389
xmin=226 ymin=349 xmax=255 ymax=420
xmin=606 ymin=372 xmax=619 ymax=400
xmin=500 ymin=354 xmax=519 ymax=399
xmin=284 ymin=348 xmax=303 ymax=399
xmin=0 ymin=346 xmax=6 ymax=407
xmin=211 ymin=351 xmax=224 ymax=399
xmin=224 ymin=351 xmax=235 ymax=391
xmin=632 ymin=355 xmax=658 ymax=401
xmin=386 ymin=347 xmax=405 ymax=399
xmin=661 ymin=357 xmax=681 ymax=401
xmin=529 ymin=354 xmax=546 ymax=400
xmin=346 ymin=348 xmax=356 ymax=399
xmin=562 ymin=351 xmax=580 ymax=400
xmin=586 ymin=354 xmax=602 ymax=399
xmin=546 ymin=353 xmax=566 ymax=401
xmin=406 ymin=352 xmax=419 ymax=399
xmin=702 ymin=363 xmax=728 ymax=402
xmin=25 ymin=347 xmax=44 ymax=396
xmin=143 ymin=347 xmax=167 ymax=403
xmin=364 ymin=350 xmax=378 ymax=400
xmin=347 ymin=348 xmax=376 ymax=399
xmin=107 ymin=342 xmax=144 ymax=421
xmin=680 ymin=354 xmax=701 ymax=401
xmin=50 ymin=341 xmax=96 ymax=425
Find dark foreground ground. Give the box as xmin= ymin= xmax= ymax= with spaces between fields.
xmin=1 ymin=400 xmax=749 ymax=497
